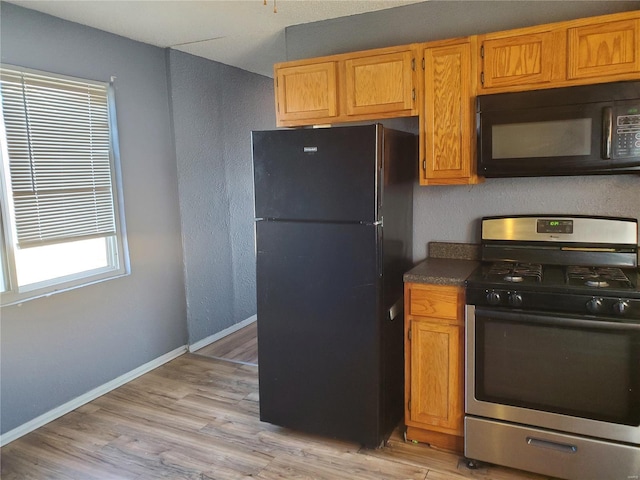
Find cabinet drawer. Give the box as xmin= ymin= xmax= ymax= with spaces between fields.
xmin=407 ymin=284 xmax=462 ymax=321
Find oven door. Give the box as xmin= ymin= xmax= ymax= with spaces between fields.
xmin=466 ymin=305 xmax=640 ymax=445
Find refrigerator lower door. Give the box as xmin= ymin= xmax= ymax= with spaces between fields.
xmin=256 ymin=220 xmax=398 ymax=447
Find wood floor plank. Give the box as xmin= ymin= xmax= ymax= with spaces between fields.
xmin=195 ymin=322 xmax=258 ymax=365
xmin=254 ymin=449 xmax=428 ymax=480
xmin=364 ymin=429 xmax=551 ymax=480
xmin=1 ymin=353 xmax=555 ymax=480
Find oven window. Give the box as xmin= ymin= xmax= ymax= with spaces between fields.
xmin=492 ymin=118 xmax=592 ymax=159
xmin=475 ymin=316 xmax=640 ymax=426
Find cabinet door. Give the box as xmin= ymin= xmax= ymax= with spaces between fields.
xmin=408 ymin=319 xmax=463 ymax=434
xmin=481 ymin=31 xmax=560 ymax=89
xmin=343 ymin=51 xmax=415 ymax=117
xmin=422 ymin=41 xmax=477 ymax=185
xmin=275 ymin=62 xmax=338 ymax=125
xmin=568 ymin=17 xmax=640 ymax=80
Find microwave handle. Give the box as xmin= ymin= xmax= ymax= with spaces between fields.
xmin=602 ymin=106 xmax=613 ymax=160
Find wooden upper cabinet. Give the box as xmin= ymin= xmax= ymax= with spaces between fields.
xmin=274 ymin=46 xmax=417 ymax=127
xmin=479 ymin=11 xmax=640 ymax=93
xmin=480 ymin=30 xmax=561 ymax=89
xmin=274 ymin=61 xmax=338 ymax=126
xmin=421 ymin=39 xmax=481 ymax=185
xmin=343 ymin=50 xmax=416 ymax=117
xmin=568 ymin=16 xmax=640 ymax=80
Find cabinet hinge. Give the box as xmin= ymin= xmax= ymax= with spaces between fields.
xmin=422 ymin=58 xmax=425 ymax=70
xmin=480 ymin=72 xmax=485 ymax=85
xmin=480 ymin=45 xmax=484 ymax=58
xmin=408 ymin=399 xmax=411 ymax=412
xmin=411 ymin=58 xmax=416 ymax=71
xmin=412 ymin=88 xmax=416 ymax=101
xmin=422 ymin=159 xmax=427 ymax=171
xmin=408 ymin=328 xmax=412 ymax=341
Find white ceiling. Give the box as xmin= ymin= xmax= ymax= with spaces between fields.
xmin=6 ymin=0 xmax=426 ymax=77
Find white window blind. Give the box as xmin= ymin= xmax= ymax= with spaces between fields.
xmin=0 ymin=68 xmax=116 ymax=249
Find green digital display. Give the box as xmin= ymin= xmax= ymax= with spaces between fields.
xmin=537 ymin=219 xmax=573 ymax=234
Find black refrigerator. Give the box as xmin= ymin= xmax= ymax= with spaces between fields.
xmin=251 ymin=124 xmax=415 ymax=448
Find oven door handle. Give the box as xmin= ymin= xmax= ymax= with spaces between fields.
xmin=475 ymin=307 xmax=640 ymax=331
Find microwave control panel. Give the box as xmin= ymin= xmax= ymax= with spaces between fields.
xmin=615 ymin=108 xmax=640 ymax=158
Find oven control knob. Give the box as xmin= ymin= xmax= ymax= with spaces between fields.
xmin=612 ymin=300 xmax=630 ymax=316
xmin=487 ymin=291 xmax=501 ymax=305
xmin=508 ymin=293 xmax=523 ymax=307
xmin=586 ymin=297 xmax=604 ymax=314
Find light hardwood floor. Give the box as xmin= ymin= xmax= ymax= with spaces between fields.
xmin=1 ymin=327 xmax=555 ymax=480
xmin=195 ymin=322 xmax=258 ymax=365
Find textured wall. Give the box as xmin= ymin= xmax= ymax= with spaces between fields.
xmin=286 ymin=1 xmax=640 ymax=61
xmin=0 ymin=3 xmax=187 ymax=434
xmin=285 ymin=1 xmax=640 ymax=261
xmin=168 ymin=50 xmax=275 ymax=344
xmin=412 ymin=175 xmax=640 ymax=260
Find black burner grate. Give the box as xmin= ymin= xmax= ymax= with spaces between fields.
xmin=566 ymin=266 xmax=633 ymax=289
xmin=486 ymin=262 xmax=543 ymax=283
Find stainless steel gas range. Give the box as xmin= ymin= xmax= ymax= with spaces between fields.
xmin=464 ymin=215 xmax=640 ymax=480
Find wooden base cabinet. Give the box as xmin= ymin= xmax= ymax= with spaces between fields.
xmin=404 ymin=283 xmax=465 ymax=453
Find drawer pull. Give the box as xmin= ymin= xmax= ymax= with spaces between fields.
xmin=526 ymin=437 xmax=577 ymax=454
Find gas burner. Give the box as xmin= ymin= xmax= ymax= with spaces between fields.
xmin=487 ymin=262 xmax=542 ymax=283
xmin=566 ymin=266 xmax=633 ymax=289
xmin=504 ymin=275 xmax=524 ymax=283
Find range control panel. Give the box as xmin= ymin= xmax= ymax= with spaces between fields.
xmin=466 ymin=286 xmax=640 ymax=320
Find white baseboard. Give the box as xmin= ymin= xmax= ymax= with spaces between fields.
xmin=0 ymin=344 xmax=187 ymax=447
xmin=188 ymin=314 xmax=257 ymax=353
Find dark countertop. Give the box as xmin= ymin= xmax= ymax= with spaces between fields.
xmin=404 ymin=257 xmax=479 ymax=286
xmin=403 ymin=241 xmax=480 ymax=286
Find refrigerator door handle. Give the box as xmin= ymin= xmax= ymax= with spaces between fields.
xmin=388 ymin=298 xmax=402 ymax=321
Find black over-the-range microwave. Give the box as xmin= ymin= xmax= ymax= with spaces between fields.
xmin=477 ymin=80 xmax=640 ymax=177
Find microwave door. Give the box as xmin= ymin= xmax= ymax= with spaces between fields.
xmin=478 ymin=103 xmax=609 ymax=177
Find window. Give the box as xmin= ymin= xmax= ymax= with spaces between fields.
xmin=0 ymin=65 xmax=128 ymax=306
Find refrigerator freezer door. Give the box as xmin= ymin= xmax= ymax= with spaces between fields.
xmin=252 ymin=125 xmax=380 ymax=223
xmin=256 ymin=220 xmax=400 ymax=447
